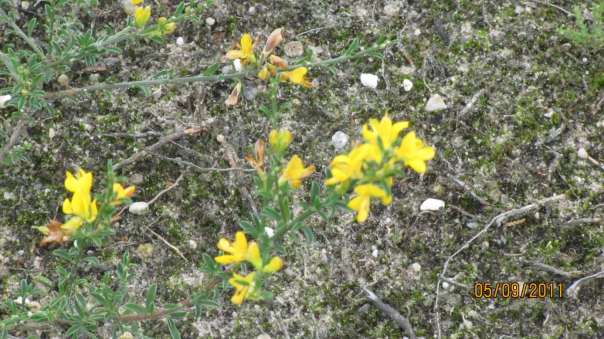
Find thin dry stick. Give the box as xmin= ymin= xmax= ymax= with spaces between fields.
xmin=524 ymin=0 xmax=573 ymax=17
xmin=449 ymin=175 xmax=490 ymax=206
xmin=566 ymin=270 xmax=604 ymax=298
xmin=522 ymin=260 xmax=582 ymax=278
xmin=434 ymin=193 xmax=566 ymax=339
xmin=151 ymin=152 xmax=255 ymax=173
xmin=0 ymin=116 xmax=26 ymax=165
xmin=218 ymin=138 xmax=259 ymax=217
xmin=147 ymin=172 xmax=185 ymax=205
xmin=112 ymin=128 xmax=202 ymax=171
xmin=362 ymin=287 xmax=416 ymax=339
xmin=145 ymin=224 xmax=188 ymax=262
xmin=459 ymin=89 xmax=485 ymax=117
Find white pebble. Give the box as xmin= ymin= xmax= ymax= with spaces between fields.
xmin=403 ymin=79 xmax=413 ymax=92
xmin=128 ymin=201 xmax=150 ymax=215
xmin=205 ymin=17 xmax=215 ymax=27
xmin=233 ymin=59 xmax=242 ymax=71
xmin=176 ymin=37 xmax=185 ymax=46
xmin=3 ymin=191 xmax=15 ymax=200
xmin=265 ymin=227 xmax=275 ymax=238
xmin=442 ymin=281 xmax=450 ymax=290
xmin=331 ymin=131 xmax=349 ymax=151
xmin=577 ymin=147 xmax=588 ymax=159
xmin=371 ymin=245 xmax=378 ymax=258
xmin=188 ymin=239 xmax=198 ymax=250
xmin=420 ymin=198 xmax=445 ymax=211
xmin=360 ymin=73 xmax=379 ymax=89
xmin=0 ymin=94 xmax=11 ymax=108
xmin=409 ymin=262 xmax=421 ymax=272
xmin=425 ymin=94 xmax=448 ymax=112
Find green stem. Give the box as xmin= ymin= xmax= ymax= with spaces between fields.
xmin=44 ymin=40 xmax=393 ymax=100
xmin=93 ymin=26 xmax=137 ymax=49
xmin=0 ymin=50 xmax=20 ymax=82
xmin=0 ymin=7 xmax=48 ymax=62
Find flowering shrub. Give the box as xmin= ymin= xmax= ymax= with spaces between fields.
xmin=326 ymin=115 xmax=435 ymax=222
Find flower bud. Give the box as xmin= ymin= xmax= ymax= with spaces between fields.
xmin=225 ymin=82 xmax=242 ymax=107
xmin=263 ymin=28 xmax=283 ymax=56
xmin=269 ymin=55 xmax=288 ymax=68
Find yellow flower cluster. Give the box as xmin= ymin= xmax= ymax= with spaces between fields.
xmin=215 ymin=232 xmax=283 ymax=304
xmin=124 ymin=0 xmax=175 ymax=34
xmin=225 ymin=30 xmax=313 ymax=88
xmin=36 ymin=169 xmax=135 ymax=244
xmin=326 ymin=115 xmax=435 ymax=222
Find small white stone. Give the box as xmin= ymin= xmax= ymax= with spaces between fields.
xmin=265 ymin=227 xmax=275 ymax=238
xmin=402 ymin=79 xmax=413 ymax=92
xmin=188 ymin=239 xmax=198 ymax=250
xmin=420 ymin=198 xmax=445 ymax=211
xmin=413 ymin=28 xmax=421 ymax=36
xmin=360 ymin=73 xmax=379 ymax=89
xmin=331 ymin=131 xmax=349 ymax=151
xmin=442 ymin=281 xmax=450 ymax=290
xmin=48 ymin=128 xmax=56 ymax=139
xmin=176 ymin=37 xmax=185 ymax=46
xmin=371 ymin=245 xmax=378 ymax=258
xmin=128 ymin=201 xmax=150 ymax=215
xmin=425 ymin=94 xmax=448 ymax=112
xmin=233 ymin=59 xmax=242 ymax=72
xmin=216 ymin=134 xmax=225 ymax=143
xmin=409 ymin=262 xmax=421 ymax=272
xmin=248 ymin=6 xmax=256 ymax=15
xmin=205 ymin=17 xmax=215 ymax=27
xmin=577 ymin=147 xmax=589 ymax=159
xmin=0 ymin=94 xmax=11 ymax=108
xmin=3 ymin=191 xmax=15 ymax=200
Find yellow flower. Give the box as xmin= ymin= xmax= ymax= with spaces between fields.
xmin=62 ymin=169 xmax=98 ymax=232
xmin=226 ymin=33 xmax=256 ymax=64
xmin=257 ymin=66 xmax=270 ymax=80
xmin=279 ymin=155 xmax=315 ymax=189
xmin=64 ymin=168 xmax=93 ymax=193
xmin=134 ymin=5 xmax=151 ymax=28
xmin=215 ymin=231 xmax=251 ymax=265
xmin=157 ymin=17 xmax=176 ymax=35
xmin=268 ymin=129 xmax=292 ymax=152
xmin=279 ymin=67 xmax=313 ymax=88
xmin=347 ymin=184 xmax=391 ymax=223
xmin=228 ymin=272 xmax=257 ymax=305
xmin=130 ymin=0 xmax=143 ymax=4
xmin=113 ymin=183 xmax=136 ymax=202
xmin=262 ymin=257 xmax=283 ymax=273
xmin=325 ymin=143 xmax=381 ymax=186
xmin=362 ymin=114 xmax=409 ymax=150
xmin=395 ymin=131 xmax=435 ymax=174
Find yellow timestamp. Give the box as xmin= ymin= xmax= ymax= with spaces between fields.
xmin=472 ymin=282 xmax=565 ymax=300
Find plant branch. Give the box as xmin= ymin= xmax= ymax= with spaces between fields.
xmin=44 ymin=40 xmax=393 ymax=100
xmin=0 ymin=7 xmax=47 ymax=62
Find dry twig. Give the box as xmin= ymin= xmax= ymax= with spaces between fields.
xmin=434 ymin=193 xmax=566 ymax=338
xmin=112 ymin=128 xmax=203 ymax=171
xmin=566 ymin=270 xmax=604 ymax=298
xmin=362 ymin=287 xmax=416 ymax=339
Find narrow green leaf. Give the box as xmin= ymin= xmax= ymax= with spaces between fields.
xmin=167 ymin=319 xmax=182 ymax=339
xmin=145 ymin=284 xmax=157 ymax=314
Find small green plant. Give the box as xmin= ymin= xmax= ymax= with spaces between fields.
xmin=559 ymin=1 xmax=604 ymax=49
xmin=1 ymin=114 xmax=435 ymax=336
